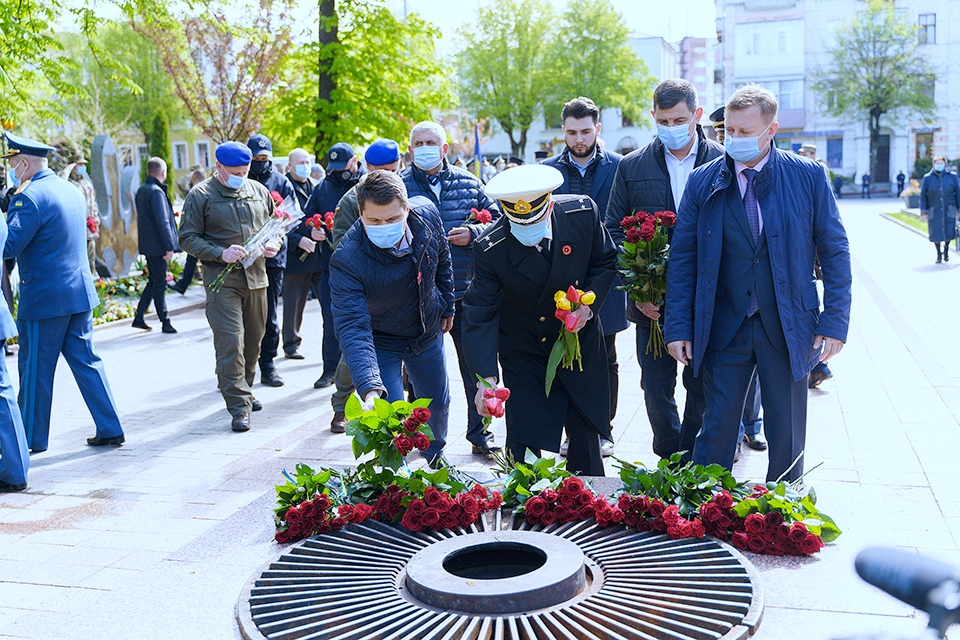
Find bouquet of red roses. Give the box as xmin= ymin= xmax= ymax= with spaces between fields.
xmin=545 ymin=286 xmax=596 ymax=397
xmin=343 ymin=395 xmax=433 ymax=470
xmin=617 ymin=210 xmax=677 ymax=358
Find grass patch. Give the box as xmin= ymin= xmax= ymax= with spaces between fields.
xmin=884 ymin=211 xmax=927 ymax=233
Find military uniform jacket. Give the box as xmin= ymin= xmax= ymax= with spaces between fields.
xmin=462 ymin=195 xmax=618 ymax=451
xmin=3 ymin=169 xmax=98 ymax=320
xmin=178 ymin=177 xmax=275 ymax=290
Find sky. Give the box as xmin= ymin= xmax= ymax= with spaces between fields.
xmin=386 ymin=0 xmax=719 ymax=55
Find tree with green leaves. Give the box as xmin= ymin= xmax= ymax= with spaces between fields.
xmin=812 ymin=0 xmax=935 ymax=182
xmin=147 ymin=112 xmax=175 ymax=192
xmin=130 ymin=1 xmax=295 ymax=143
xmin=456 ymin=0 xmax=555 ymax=158
xmin=544 ymin=0 xmax=655 ymax=128
xmin=261 ymin=0 xmax=451 ymax=160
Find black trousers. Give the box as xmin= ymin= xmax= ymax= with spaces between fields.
xmin=281 ymin=271 xmax=323 ymax=355
xmin=259 ymin=266 xmax=284 ymax=372
xmin=450 ymin=299 xmax=492 ymax=446
xmin=604 ymin=333 xmax=619 ymax=423
xmin=507 ymin=401 xmax=604 ymax=476
xmin=135 ymin=255 xmax=170 ymax=323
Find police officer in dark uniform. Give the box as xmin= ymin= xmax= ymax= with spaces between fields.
xmin=3 ymin=132 xmax=125 ymax=454
xmin=462 ymin=165 xmax=617 ymax=475
xmin=247 ymin=134 xmax=294 ymax=387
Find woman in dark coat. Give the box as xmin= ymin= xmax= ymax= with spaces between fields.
xmin=920 ymin=156 xmax=960 ymax=263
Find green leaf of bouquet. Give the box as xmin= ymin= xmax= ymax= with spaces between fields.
xmin=524 ymin=449 xmax=541 ymax=465
xmin=411 ymin=398 xmax=432 ymax=409
xmin=351 ymin=437 xmax=363 ymax=460
xmin=819 ymin=519 xmax=842 ymax=543
xmin=345 ymin=394 xmax=363 ymax=421
xmin=420 ymin=425 xmax=435 ymax=440
xmin=374 ymin=397 xmax=392 ymax=419
xmin=774 ymin=482 xmax=787 ymax=497
xmin=800 ymin=495 xmax=818 ymax=514
xmin=381 ymin=447 xmax=403 ymax=471
xmin=544 ymin=339 xmax=564 ymax=397
xmin=515 ymin=485 xmax=531 ymax=496
xmin=733 ymin=499 xmax=756 ymax=518
xmin=530 ymin=478 xmax=552 ymax=493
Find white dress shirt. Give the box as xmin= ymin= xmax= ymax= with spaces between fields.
xmin=664 ymin=137 xmax=699 ymax=212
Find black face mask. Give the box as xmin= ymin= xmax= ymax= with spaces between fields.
xmin=251 ymin=159 xmax=273 ymax=178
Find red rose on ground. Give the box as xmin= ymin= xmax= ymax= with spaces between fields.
xmin=525 ymin=496 xmax=548 ymax=518
xmin=351 ymin=503 xmax=374 ymax=523
xmin=577 ymin=505 xmax=594 ymax=521
xmin=639 ymin=221 xmax=656 ymax=242
xmin=635 ymin=518 xmax=652 ymax=532
xmin=421 ymin=508 xmax=442 ymax=528
xmin=715 ymin=491 xmax=734 ymax=510
xmin=447 ymin=503 xmax=463 ymax=518
xmin=424 ymin=487 xmax=444 ymax=507
xmin=275 ymin=529 xmax=291 ymax=544
xmin=330 ymin=517 xmax=346 ymax=530
xmin=766 ymin=543 xmax=785 ymax=556
xmin=744 ymin=513 xmax=766 ymax=534
xmin=617 ymin=495 xmax=632 ymax=511
xmin=411 ymin=407 xmax=431 ymax=424
xmin=660 ymin=211 xmax=677 ymax=228
xmin=764 ymin=511 xmax=784 ymax=528
xmin=731 ymin=532 xmax=749 ymax=550
xmin=407 ymin=499 xmax=426 ymax=515
xmin=746 ymin=534 xmax=766 ymax=553
xmin=486 ymin=492 xmax=503 ymax=510
xmin=285 ymin=506 xmax=303 ymax=524
xmin=563 ymin=477 xmax=585 ymax=494
xmin=441 ymin=514 xmax=459 ymax=529
xmin=651 ymin=518 xmax=668 ymax=532
xmin=763 ymin=528 xmax=780 ymax=545
xmin=777 ymin=523 xmax=791 ymax=541
xmin=624 ymin=512 xmax=639 ymax=527
xmin=300 ymin=501 xmax=318 ymax=520
xmin=800 ymin=534 xmax=823 ymax=554
xmin=471 ymin=484 xmax=487 ymax=499
xmin=716 ymin=515 xmax=732 ymax=531
xmin=525 ymin=511 xmax=540 ymax=525
xmin=386 ymin=484 xmax=401 ymax=495
xmin=559 ymin=493 xmax=577 ymax=508
xmin=401 ymin=511 xmax=423 ymax=532
xmin=459 ymin=494 xmax=481 ymax=516
xmin=788 ymin=522 xmax=808 ymax=543
xmin=648 ymin=500 xmax=665 ymax=517
xmin=783 ymin=541 xmax=802 ymax=556
xmin=459 ymin=512 xmax=474 ymax=528
xmin=625 ymin=228 xmax=641 ymax=244
xmin=700 ymin=502 xmax=722 ymax=523
xmin=540 ymin=488 xmax=559 ymax=504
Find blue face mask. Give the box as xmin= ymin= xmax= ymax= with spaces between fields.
xmin=10 ymin=161 xmax=24 ymax=187
xmin=75 ymin=165 xmax=87 ymax=177
xmin=365 ymin=219 xmax=406 ymax=249
xmin=725 ymin=133 xmax=764 ymax=163
xmin=225 ymin=174 xmax=246 ymax=190
xmin=413 ymin=146 xmax=443 ymax=172
xmin=509 ymin=215 xmax=551 ymax=247
xmin=934 ymin=163 xmax=946 ymax=173
xmin=294 ymin=164 xmax=310 ymax=178
xmin=657 ymin=123 xmax=692 ymax=151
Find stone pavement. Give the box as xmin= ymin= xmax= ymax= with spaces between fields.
xmin=1 ymin=197 xmax=959 ymax=640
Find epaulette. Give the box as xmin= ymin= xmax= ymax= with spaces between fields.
xmin=553 ymin=193 xmax=594 ymax=213
xmin=476 ymin=222 xmax=507 ymax=252
xmin=13 ymin=179 xmax=31 ymax=195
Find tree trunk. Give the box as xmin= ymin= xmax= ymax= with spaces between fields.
xmin=316 ymin=0 xmax=338 ymax=163
xmin=516 ymin=129 xmax=528 ymax=159
xmin=869 ymin=109 xmax=882 ymax=185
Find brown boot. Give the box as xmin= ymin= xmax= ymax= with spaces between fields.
xmin=330 ymin=412 xmax=347 ymax=433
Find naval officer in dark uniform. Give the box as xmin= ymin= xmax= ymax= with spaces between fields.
xmin=2 ymin=132 xmax=125 ymax=453
xmin=462 ymin=164 xmax=617 ymax=475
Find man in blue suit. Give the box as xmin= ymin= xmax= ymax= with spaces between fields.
xmin=542 ymin=96 xmax=624 ymax=457
xmin=664 ymin=85 xmax=851 ymax=482
xmin=2 ymin=132 xmax=125 ymax=454
xmin=0 ymin=197 xmax=28 ymax=491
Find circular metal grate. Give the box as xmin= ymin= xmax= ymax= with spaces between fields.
xmin=238 ymin=509 xmax=764 ymax=640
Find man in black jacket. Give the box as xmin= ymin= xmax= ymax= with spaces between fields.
xmin=133 ymin=157 xmax=180 ymax=334
xmin=247 ymin=134 xmax=295 ymax=387
xmin=302 ymin=142 xmax=364 ymax=389
xmin=604 ymin=79 xmax=724 ymax=460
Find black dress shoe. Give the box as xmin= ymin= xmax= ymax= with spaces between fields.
xmin=261 ymin=371 xmax=284 ymax=387
xmin=87 ymin=434 xmax=125 ymax=447
xmin=330 ymin=411 xmax=347 ymax=433
xmin=808 ymin=365 xmax=834 ymax=389
xmin=471 ymin=443 xmax=502 ymax=455
xmin=743 ymin=433 xmax=768 ymax=451
xmin=252 ymin=399 xmax=262 ymax=412
xmin=313 ymin=372 xmax=335 ymax=389
xmin=284 ymin=350 xmax=305 ymax=360
xmin=29 ymin=448 xmax=46 ymax=454
xmin=131 ymin=318 xmax=152 ymax=331
xmin=734 ymin=441 xmax=742 ymax=463
xmin=161 ymin=322 xmax=177 ymax=334
xmin=0 ymin=480 xmax=27 ymax=493
xmin=232 ymin=412 xmax=250 ymax=432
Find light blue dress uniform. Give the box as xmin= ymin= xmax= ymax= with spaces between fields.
xmin=3 ymin=167 xmax=124 ymax=452
xmin=0 ymin=211 xmax=29 ymax=486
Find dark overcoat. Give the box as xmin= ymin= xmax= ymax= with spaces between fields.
xmin=920 ymin=170 xmax=960 ymax=243
xmin=462 ymin=195 xmax=618 ymax=452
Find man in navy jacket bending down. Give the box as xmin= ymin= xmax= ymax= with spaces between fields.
xmin=330 ymin=170 xmax=455 ymax=468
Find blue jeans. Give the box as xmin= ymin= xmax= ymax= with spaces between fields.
xmin=376 ymin=333 xmax=450 ymax=460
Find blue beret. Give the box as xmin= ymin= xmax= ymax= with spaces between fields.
xmin=364 ymin=139 xmax=401 ymax=167
xmin=246 ymin=134 xmax=272 ymax=158
xmin=215 ymin=141 xmax=252 ymax=167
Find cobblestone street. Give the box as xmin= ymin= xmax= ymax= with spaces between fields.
xmin=0 ymin=197 xmax=958 ymax=639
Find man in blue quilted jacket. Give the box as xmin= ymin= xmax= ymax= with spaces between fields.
xmin=330 ymin=170 xmax=455 ymax=468
xmin=401 ymin=121 xmax=501 ymax=456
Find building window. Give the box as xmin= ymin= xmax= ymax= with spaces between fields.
xmin=621 ymin=114 xmax=634 ymax=128
xmin=921 ymin=74 xmax=935 ymax=102
xmin=714 ymin=68 xmax=723 ymax=84
xmin=136 ymin=144 xmax=148 ymax=167
xmin=195 ymin=141 xmax=211 ymax=169
xmin=916 ymin=132 xmax=933 ymax=161
xmin=826 ymin=138 xmax=843 ymax=169
xmin=779 ymin=80 xmax=803 ymax=110
xmin=173 ymin=142 xmax=188 ymax=171
xmin=919 ymin=14 xmax=935 ymax=44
